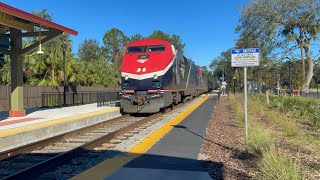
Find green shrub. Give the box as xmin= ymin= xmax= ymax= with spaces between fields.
xmin=229 ymin=94 xmax=245 ymax=126
xmin=248 ymin=123 xmax=275 ymax=154
xmin=259 ymin=151 xmax=302 ymax=180
xmin=265 ymin=112 xmax=299 ymax=137
xmin=253 ymin=94 xmax=320 ymax=129
xmin=308 ymin=104 xmax=320 ymax=128
xmin=233 ymin=94 xmax=316 ymax=179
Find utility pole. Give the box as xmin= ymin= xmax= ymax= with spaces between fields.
xmin=277 ymin=74 xmax=280 ymax=96
xmin=227 ymin=59 xmax=229 ymax=95
xmin=289 ymin=61 xmax=291 ymax=89
xmin=300 ymin=48 xmax=305 ymax=83
xmin=61 ymin=42 xmax=67 ymax=106
xmin=315 ymin=77 xmax=318 ymax=95
xmin=233 ymin=77 xmax=236 ymax=94
xmin=222 ymin=62 xmax=225 ymax=82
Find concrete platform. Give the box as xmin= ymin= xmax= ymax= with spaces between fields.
xmin=74 ymin=95 xmax=216 ymax=180
xmin=0 ymin=103 xmax=121 ymax=152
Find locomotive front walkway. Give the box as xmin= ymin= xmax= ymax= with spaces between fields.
xmin=74 ymin=94 xmax=217 ymax=180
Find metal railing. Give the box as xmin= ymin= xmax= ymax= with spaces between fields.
xmin=42 ymin=93 xmax=62 ymax=107
xmin=303 ymin=91 xmax=320 ymax=99
xmin=97 ymin=91 xmax=120 ymax=107
xmin=0 ymin=85 xmax=120 ymax=111
xmin=42 ymin=91 xmax=120 ymax=107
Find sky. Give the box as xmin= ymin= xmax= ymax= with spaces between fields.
xmin=3 ymin=0 xmax=247 ymax=67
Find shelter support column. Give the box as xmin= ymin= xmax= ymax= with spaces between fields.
xmin=9 ymin=28 xmax=25 ymax=117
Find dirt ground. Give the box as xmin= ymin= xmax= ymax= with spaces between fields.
xmin=199 ymin=96 xmax=259 ymax=179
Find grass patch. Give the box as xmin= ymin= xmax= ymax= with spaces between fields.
xmin=229 ymin=95 xmax=244 ymax=127
xmin=228 ymin=93 xmax=304 ymax=179
xmin=259 ymin=151 xmax=302 ymax=180
xmin=264 ymin=94 xmax=320 ymax=129
xmin=265 ymin=112 xmax=299 ymax=137
xmin=248 ymin=123 xmax=275 ymax=154
xmin=249 ymin=93 xmax=320 ymax=151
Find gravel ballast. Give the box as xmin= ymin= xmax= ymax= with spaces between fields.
xmin=40 ymin=96 xmax=207 ymax=179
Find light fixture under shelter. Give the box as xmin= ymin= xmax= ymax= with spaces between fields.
xmin=37 ymin=25 xmax=44 ymax=55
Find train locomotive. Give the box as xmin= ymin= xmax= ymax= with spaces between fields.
xmin=120 ymin=39 xmax=211 ymax=113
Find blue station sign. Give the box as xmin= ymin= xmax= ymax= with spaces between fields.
xmin=231 ymin=48 xmax=260 ymax=67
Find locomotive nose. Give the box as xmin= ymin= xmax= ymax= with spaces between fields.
xmin=123 ymin=77 xmax=161 ymax=91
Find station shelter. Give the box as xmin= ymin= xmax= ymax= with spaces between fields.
xmin=0 ymin=2 xmax=77 ymax=117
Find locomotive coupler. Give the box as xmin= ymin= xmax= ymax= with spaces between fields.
xmin=135 ymin=95 xmax=147 ymax=106
xmin=135 ymin=95 xmax=151 ymax=111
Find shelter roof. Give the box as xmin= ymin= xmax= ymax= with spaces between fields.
xmin=0 ymin=2 xmax=77 ymax=35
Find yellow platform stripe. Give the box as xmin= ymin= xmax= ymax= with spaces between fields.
xmin=71 ymin=156 xmax=136 ymax=180
xmin=0 ymin=107 xmax=119 ymax=138
xmin=128 ymin=95 xmax=209 ymax=155
xmin=72 ymin=95 xmax=209 ymax=180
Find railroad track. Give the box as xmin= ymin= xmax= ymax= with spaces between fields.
xmin=0 ymin=99 xmax=192 ymax=180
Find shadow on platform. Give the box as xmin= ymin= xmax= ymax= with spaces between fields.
xmin=172 ymin=124 xmax=257 ymax=161
xmin=0 ymin=148 xmax=222 ymax=179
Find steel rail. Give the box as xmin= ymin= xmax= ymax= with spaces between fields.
xmin=0 ymin=114 xmax=130 ymax=161
xmin=2 ymin=102 xmax=187 ymax=180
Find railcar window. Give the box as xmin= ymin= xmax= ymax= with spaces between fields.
xmin=146 ymin=45 xmax=165 ymax=52
xmin=127 ymin=46 xmax=145 ymax=53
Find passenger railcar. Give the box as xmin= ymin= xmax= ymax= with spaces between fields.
xmin=120 ymin=39 xmax=209 ymax=113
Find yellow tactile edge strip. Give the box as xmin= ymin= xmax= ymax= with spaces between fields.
xmin=0 ymin=107 xmax=119 ymax=138
xmin=72 ymin=95 xmax=209 ymax=180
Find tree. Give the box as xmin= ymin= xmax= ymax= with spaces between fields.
xmin=32 ymin=9 xmax=52 ymax=21
xmin=76 ymin=38 xmax=103 ymax=86
xmin=129 ymin=33 xmax=144 ymax=42
xmin=236 ymin=0 xmax=320 ymax=91
xmin=24 ymin=34 xmax=73 ymax=86
xmin=148 ymin=30 xmax=171 ymax=42
xmin=314 ymin=62 xmax=320 ymax=88
xmin=102 ymin=28 xmax=128 ymax=87
xmin=170 ymin=34 xmax=185 ymax=51
xmin=0 ymin=53 xmax=4 ymax=68
xmin=0 ymin=54 xmax=10 ymax=84
xmin=209 ymin=51 xmax=231 ymax=83
xmin=77 ymin=39 xmax=102 ymax=62
xmin=24 ymin=9 xmax=75 ymax=87
xmin=102 ymin=28 xmax=128 ymax=66
xmin=148 ymin=30 xmax=185 ymax=51
xmin=74 ymin=38 xmax=120 ymax=87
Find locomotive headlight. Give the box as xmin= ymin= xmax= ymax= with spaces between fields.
xmin=136 ymin=68 xmax=141 ymax=72
xmin=125 ymin=75 xmax=129 ymax=80
xmin=142 ymin=67 xmax=146 ymax=72
xmin=153 ymin=74 xmax=158 ymax=79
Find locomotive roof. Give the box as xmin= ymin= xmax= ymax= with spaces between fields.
xmin=126 ymin=39 xmax=172 ymax=47
xmin=126 ymin=39 xmax=201 ymax=69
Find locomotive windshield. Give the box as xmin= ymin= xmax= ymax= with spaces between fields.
xmin=126 ymin=45 xmax=165 ymax=53
xmin=127 ymin=46 xmax=145 ymax=53
xmin=146 ymin=45 xmax=165 ymax=52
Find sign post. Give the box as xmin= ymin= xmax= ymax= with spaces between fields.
xmin=276 ymin=74 xmax=280 ymax=96
xmin=244 ymin=67 xmax=248 ymax=143
xmin=231 ymin=48 xmax=260 ymax=145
